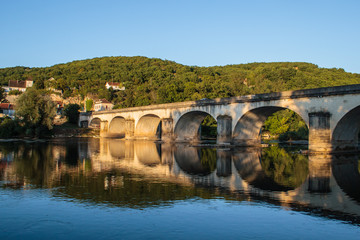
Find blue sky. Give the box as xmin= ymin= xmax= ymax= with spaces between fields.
xmin=1 ymin=0 xmax=359 ymax=73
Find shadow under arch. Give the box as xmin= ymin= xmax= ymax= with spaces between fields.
xmin=332 ymin=154 xmax=360 ymax=203
xmin=89 ymin=117 xmax=101 ymax=128
xmin=174 ymin=145 xmax=216 ymax=176
xmin=332 ymin=106 xmax=360 ymax=152
xmin=134 ymin=141 xmax=162 ymax=167
xmin=108 ymin=116 xmax=126 ymax=138
xmin=135 ymin=114 xmax=161 ymax=140
xmin=233 ymin=149 xmax=295 ymax=191
xmin=233 ymin=106 xmax=308 ymax=146
xmin=174 ymin=111 xmax=216 ymax=142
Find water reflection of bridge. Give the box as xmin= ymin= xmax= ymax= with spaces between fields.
xmin=2 ymin=139 xmax=358 ymax=222
xmin=86 ymin=139 xmax=360 ymax=217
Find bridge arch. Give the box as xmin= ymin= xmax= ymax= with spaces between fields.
xmin=233 ymin=106 xmax=307 ymax=146
xmin=89 ymin=117 xmax=101 ymax=128
xmin=108 ymin=116 xmax=126 ymax=138
xmin=174 ymin=111 xmax=217 ymax=142
xmin=135 ymin=114 xmax=161 ymax=140
xmin=332 ymin=106 xmax=360 ymax=151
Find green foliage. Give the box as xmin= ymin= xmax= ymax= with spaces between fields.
xmin=263 ymin=109 xmax=308 ymax=140
xmin=0 ymin=87 xmax=5 ymax=102
xmin=8 ymin=89 xmax=22 ymax=95
xmin=1 ymin=57 xmax=359 ymax=108
xmin=261 ymin=146 xmax=309 ymax=188
xmin=85 ymin=99 xmax=93 ymax=112
xmin=64 ymin=104 xmax=81 ymax=124
xmin=201 ymin=115 xmax=217 ymax=139
xmin=0 ymin=117 xmax=23 ymax=138
xmin=16 ymin=88 xmax=56 ymax=132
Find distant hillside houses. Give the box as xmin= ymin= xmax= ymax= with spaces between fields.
xmin=0 ymin=103 xmax=15 ymax=119
xmin=105 ymin=82 xmax=125 ymax=91
xmin=3 ymin=80 xmax=33 ymax=92
xmin=94 ymin=99 xmax=114 ymax=111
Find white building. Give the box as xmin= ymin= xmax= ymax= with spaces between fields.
xmin=3 ymin=80 xmax=33 ymax=92
xmin=105 ymin=82 xmax=125 ymax=91
xmin=94 ymin=99 xmax=114 ymax=111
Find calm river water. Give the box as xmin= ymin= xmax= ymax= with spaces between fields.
xmin=0 ymin=138 xmax=360 ymax=239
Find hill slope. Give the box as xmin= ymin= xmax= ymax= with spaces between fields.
xmin=1 ymin=56 xmax=360 ymax=108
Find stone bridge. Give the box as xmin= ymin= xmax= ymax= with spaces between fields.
xmin=79 ymin=84 xmax=360 ymax=153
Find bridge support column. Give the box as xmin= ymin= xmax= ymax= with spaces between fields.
xmin=161 ymin=118 xmax=174 ymax=142
xmin=125 ymin=119 xmax=135 ymax=139
xmin=217 ymin=115 xmax=232 ymax=145
xmin=216 ymin=149 xmax=232 ymax=177
xmin=308 ymin=155 xmax=331 ymax=193
xmin=308 ymin=112 xmax=332 ymax=153
xmin=100 ymin=120 xmax=109 ymax=137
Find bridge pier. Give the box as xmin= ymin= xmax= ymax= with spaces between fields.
xmin=125 ymin=119 xmax=135 ymax=139
xmin=308 ymin=112 xmax=332 ymax=153
xmin=161 ymin=118 xmax=174 ymax=142
xmin=100 ymin=120 xmax=109 ymax=137
xmin=216 ymin=115 xmax=232 ymax=145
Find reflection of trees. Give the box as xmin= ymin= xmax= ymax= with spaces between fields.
xmin=53 ymin=170 xmax=216 ymax=208
xmin=332 ymin=155 xmax=360 ymax=203
xmin=12 ymin=142 xmax=56 ymax=187
xmin=174 ymin=146 xmax=216 ymax=176
xmin=261 ymin=146 xmax=308 ymax=188
xmin=200 ymin=148 xmax=217 ymax=172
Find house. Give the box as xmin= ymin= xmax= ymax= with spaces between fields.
xmin=0 ymin=103 xmax=15 ymax=119
xmin=105 ymin=82 xmax=125 ymax=91
xmin=3 ymin=80 xmax=33 ymax=92
xmin=94 ymin=99 xmax=114 ymax=111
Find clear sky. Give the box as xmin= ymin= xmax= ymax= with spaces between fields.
xmin=1 ymin=0 xmax=359 ymax=73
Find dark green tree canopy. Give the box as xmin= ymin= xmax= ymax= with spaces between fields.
xmin=1 ymin=57 xmax=359 ymax=109
xmin=63 ymin=104 xmax=81 ymax=124
xmin=16 ymin=88 xmax=56 ymax=130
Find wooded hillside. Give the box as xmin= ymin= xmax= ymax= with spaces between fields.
xmin=1 ymin=56 xmax=359 ymax=109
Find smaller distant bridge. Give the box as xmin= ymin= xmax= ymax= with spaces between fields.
xmin=79 ymin=84 xmax=360 ymax=153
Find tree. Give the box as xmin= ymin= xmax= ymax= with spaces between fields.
xmin=63 ymin=104 xmax=81 ymax=124
xmin=0 ymin=87 xmax=5 ymax=102
xmin=85 ymin=99 xmax=93 ymax=112
xmin=16 ymin=88 xmax=56 ymax=131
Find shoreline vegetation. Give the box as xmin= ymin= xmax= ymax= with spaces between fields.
xmin=1 ymin=56 xmax=360 ymax=141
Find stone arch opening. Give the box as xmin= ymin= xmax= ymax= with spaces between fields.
xmin=109 ymin=116 xmax=126 ymax=138
xmin=233 ymin=107 xmax=308 ymax=146
xmin=135 ymin=114 xmax=161 ymax=140
xmin=174 ymin=111 xmax=217 ymax=142
xmin=89 ymin=117 xmax=101 ymax=128
xmin=332 ymin=106 xmax=360 ymax=151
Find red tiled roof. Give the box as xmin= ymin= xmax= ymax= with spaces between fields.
xmin=0 ymin=103 xmax=14 ymax=110
xmin=95 ymin=99 xmax=112 ymax=104
xmin=8 ymin=80 xmax=27 ymax=88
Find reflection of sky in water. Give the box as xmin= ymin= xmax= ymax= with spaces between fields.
xmin=1 ymin=139 xmax=360 ymax=239
xmin=1 ymin=190 xmax=359 ymax=239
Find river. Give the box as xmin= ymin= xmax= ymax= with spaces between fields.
xmin=0 ymin=138 xmax=359 ymax=239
